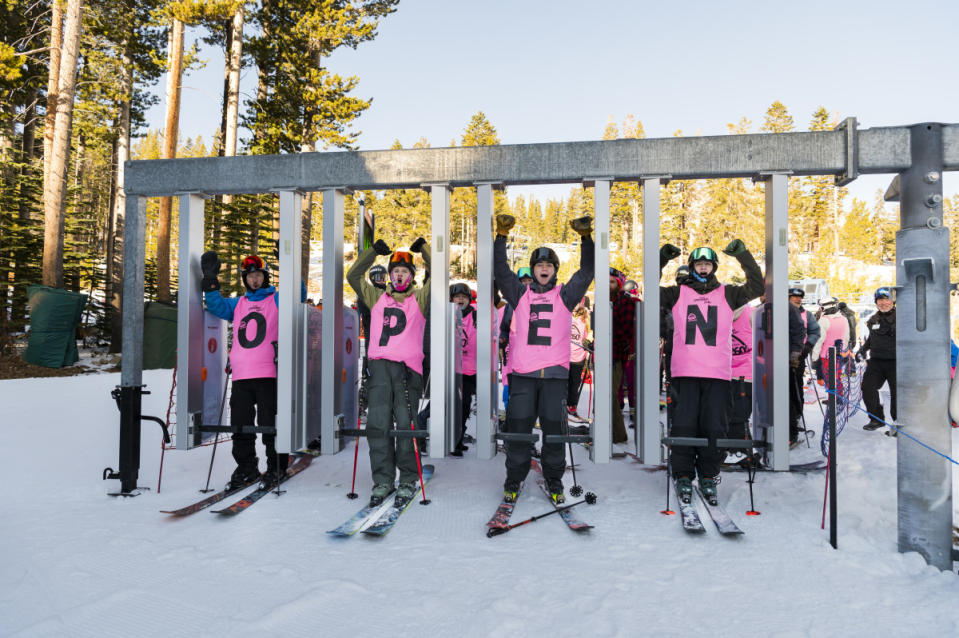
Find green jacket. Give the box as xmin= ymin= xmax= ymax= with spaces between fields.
xmin=347 ymin=246 xmax=432 ymax=318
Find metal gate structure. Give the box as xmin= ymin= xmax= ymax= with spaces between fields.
xmin=114 ymin=120 xmax=958 ymax=569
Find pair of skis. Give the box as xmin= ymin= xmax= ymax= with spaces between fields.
xmin=327 ymin=465 xmax=435 ymax=538
xmin=486 ymin=460 xmax=593 ymax=534
xmin=160 ymin=454 xmax=313 ymax=517
xmin=671 ymin=477 xmax=743 ymax=536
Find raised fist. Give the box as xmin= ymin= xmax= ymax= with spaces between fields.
xmin=495 ymin=214 xmax=516 ymax=236
xmin=659 ymin=244 xmax=681 ymax=261
xmin=373 ymin=239 xmax=392 ymax=256
xmin=723 ymin=239 xmax=747 ymax=257
xmin=410 ymin=237 xmax=427 ymax=253
xmin=569 ymin=216 xmax=593 ymax=237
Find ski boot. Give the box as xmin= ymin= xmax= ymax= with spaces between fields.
xmin=503 ymin=480 xmax=522 ymax=504
xmin=369 ymin=483 xmax=393 ymax=507
xmin=676 ymin=477 xmax=693 ymax=504
xmin=699 ymin=476 xmax=720 ymax=506
xmin=259 ymin=468 xmax=282 ymax=488
xmin=394 ymin=482 xmax=417 ymax=506
xmin=546 ymin=479 xmax=566 ymax=505
xmin=227 ymin=465 xmax=260 ymax=491
xmin=863 ymin=420 xmax=883 ymax=431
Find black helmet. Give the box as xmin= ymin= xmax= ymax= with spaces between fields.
xmin=240 ymin=254 xmax=271 ymax=291
xmin=529 ymin=246 xmax=559 ymax=271
xmin=449 ymin=282 xmax=471 ymax=301
xmin=788 ymin=287 xmax=805 ymax=298
xmin=369 ymin=264 xmax=387 ymax=286
xmin=688 ymin=246 xmax=718 ymax=270
xmin=675 ymin=265 xmax=690 ymax=284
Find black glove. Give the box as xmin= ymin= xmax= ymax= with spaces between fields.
xmin=410 ymin=237 xmax=427 ymax=253
xmin=723 ymin=239 xmax=747 ymax=257
xmin=200 ymin=251 xmax=220 ymax=293
xmin=789 ymin=351 xmax=801 ymax=369
xmin=800 ymin=342 xmax=813 ymax=359
xmin=373 ymin=239 xmax=391 ymax=256
xmin=854 ymin=350 xmax=863 ymax=363
xmin=660 ymin=244 xmax=681 ymax=261
xmin=569 ymin=216 xmax=593 ymax=237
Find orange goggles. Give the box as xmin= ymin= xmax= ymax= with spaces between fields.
xmin=391 ymin=252 xmax=414 ymax=267
xmin=242 ymin=255 xmax=264 ymax=270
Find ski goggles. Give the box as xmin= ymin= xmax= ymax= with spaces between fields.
xmin=875 ymin=286 xmax=893 ymax=301
xmin=689 ymin=247 xmax=718 ymax=263
xmin=390 ymin=251 xmax=414 ymax=268
xmin=788 ymin=287 xmax=805 ymax=298
xmin=516 ymin=267 xmax=532 ymax=280
xmin=241 ymin=255 xmax=265 ymax=271
xmin=530 ymin=248 xmax=555 ymax=265
xmin=450 ymin=283 xmax=471 ymax=300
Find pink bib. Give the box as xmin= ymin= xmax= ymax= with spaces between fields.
xmin=730 ymin=307 xmax=752 ymax=381
xmin=822 ymin=314 xmax=849 ymax=355
xmin=510 ymin=285 xmax=573 ymax=374
xmin=368 ymin=292 xmax=427 ymax=375
xmin=460 ymin=309 xmax=477 ymax=376
xmin=670 ymin=284 xmax=733 ymax=381
xmin=570 ymin=316 xmax=588 ymax=364
xmin=230 ymin=293 xmax=279 ymax=380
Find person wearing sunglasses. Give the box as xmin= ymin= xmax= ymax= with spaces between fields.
xmin=493 ymin=212 xmax=594 ymax=505
xmin=658 ymin=239 xmax=764 ymax=505
xmin=200 ymin=251 xmax=307 ymax=489
xmin=347 ymin=236 xmax=431 ymax=507
xmin=858 ymin=287 xmax=897 ymax=432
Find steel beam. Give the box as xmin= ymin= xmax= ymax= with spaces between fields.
xmin=124 ymin=124 xmax=959 ymax=197
xmin=320 ymin=188 xmax=347 ymax=454
xmin=590 ymin=179 xmax=612 ymax=463
xmin=120 ymin=195 xmax=146 ymax=386
xmin=276 ymin=190 xmax=303 ymax=455
xmin=175 ymin=193 xmax=206 ymax=448
xmin=639 ymin=177 xmax=666 ymax=463
xmin=474 ymin=182 xmax=500 ymax=460
xmin=428 ymin=184 xmax=451 ymax=458
xmin=895 ymin=123 xmax=952 ymax=570
xmin=760 ymin=173 xmax=790 ymax=471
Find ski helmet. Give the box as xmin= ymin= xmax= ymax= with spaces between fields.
xmin=788 ymin=287 xmax=805 ymax=299
xmin=688 ymin=246 xmax=719 ymax=271
xmin=449 ymin=282 xmax=472 ymax=301
xmin=874 ymin=286 xmax=893 ymax=302
xmin=240 ymin=254 xmax=270 ymax=291
xmin=675 ymin=265 xmax=690 ymax=284
xmin=529 ymin=246 xmax=560 ymax=271
xmin=818 ymin=295 xmax=839 ymax=310
xmin=623 ymin=280 xmax=639 ymax=293
xmin=388 ymin=250 xmax=416 ymax=276
xmin=369 ymin=264 xmax=387 ymax=287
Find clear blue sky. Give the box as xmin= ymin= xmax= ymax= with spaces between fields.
xmin=153 ymin=0 xmax=958 ymax=205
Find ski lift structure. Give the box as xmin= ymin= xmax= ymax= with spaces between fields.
xmin=112 ymin=120 xmax=958 ymax=570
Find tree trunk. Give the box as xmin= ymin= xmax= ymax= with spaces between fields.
xmin=42 ymin=0 xmax=83 ymax=289
xmin=42 ymin=0 xmax=63 ymax=196
xmin=106 ymin=45 xmax=133 ymax=352
xmin=156 ymin=18 xmax=184 ymax=303
xmin=221 ymin=7 xmax=243 ymax=210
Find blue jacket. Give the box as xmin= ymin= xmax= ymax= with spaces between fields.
xmin=204 ymin=282 xmax=307 ymax=322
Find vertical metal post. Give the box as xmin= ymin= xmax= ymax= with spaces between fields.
xmin=176 ymin=193 xmax=206 ymax=448
xmin=639 ymin=177 xmax=665 ymax=463
xmin=427 ymin=183 xmax=451 ymax=458
xmin=276 ymin=190 xmax=303 ymax=455
xmin=320 ymin=188 xmax=347 ymax=454
xmin=761 ymin=172 xmax=790 ymax=471
xmin=475 ymin=182 xmax=500 ymax=459
xmin=894 ymin=123 xmax=952 ymax=570
xmin=827 ymin=345 xmax=838 ymax=549
xmin=589 ymin=178 xmax=612 ymax=463
xmin=116 ymin=194 xmax=147 ymax=493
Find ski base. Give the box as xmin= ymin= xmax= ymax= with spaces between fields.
xmin=161 ymin=480 xmax=258 ymax=516
xmin=695 ymin=485 xmax=743 ymax=536
xmin=486 ymin=497 xmax=518 ymax=530
xmin=211 ymin=455 xmax=313 ymax=516
xmin=327 ymin=494 xmax=397 ymax=537
xmin=673 ymin=479 xmax=706 ymax=533
xmin=362 ymin=465 xmax=435 ymax=537
xmin=535 ymin=478 xmax=593 ymax=531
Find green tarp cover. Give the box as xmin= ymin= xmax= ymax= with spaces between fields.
xmin=23 ymin=285 xmax=87 ymax=368
xmin=143 ymin=301 xmax=177 ymax=369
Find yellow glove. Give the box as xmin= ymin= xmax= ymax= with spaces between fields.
xmin=495 ymin=214 xmax=515 ymax=236
xmin=569 ymin=216 xmax=593 ymax=237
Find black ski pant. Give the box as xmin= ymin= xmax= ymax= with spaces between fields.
xmin=789 ymin=365 xmax=805 ymax=442
xmin=611 ymin=360 xmax=628 ymax=443
xmin=669 ymin=377 xmax=729 ymax=480
xmin=456 ymin=373 xmax=476 ymax=448
xmin=366 ymin=358 xmax=424 ymax=487
xmin=504 ymin=375 xmax=567 ymax=486
xmin=567 ymin=360 xmax=586 ymax=412
xmin=862 ymin=357 xmax=897 ymax=423
xmin=727 ymin=378 xmax=752 ymax=440
xmin=230 ymin=377 xmax=286 ymax=474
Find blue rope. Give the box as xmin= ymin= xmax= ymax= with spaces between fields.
xmin=824 ymin=388 xmax=959 ymax=466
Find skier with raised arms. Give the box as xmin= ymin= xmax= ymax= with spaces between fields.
xmin=347 ymin=237 xmax=431 ymax=507
xmin=494 ymin=213 xmax=595 ymax=505
xmin=659 ymin=240 xmax=764 ymax=504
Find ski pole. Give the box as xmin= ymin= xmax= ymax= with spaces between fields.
xmin=347 ymin=370 xmax=369 ymax=500
xmin=402 ymin=366 xmax=431 ymax=505
xmin=202 ymin=362 xmax=232 ymax=493
xmin=661 ymin=420 xmax=674 ymax=516
xmin=486 ymin=492 xmax=597 ymax=537
xmin=807 ymin=355 xmax=825 ymax=416
xmin=562 ymin=398 xmax=583 ymax=497
xmin=793 ymin=371 xmax=812 ymax=448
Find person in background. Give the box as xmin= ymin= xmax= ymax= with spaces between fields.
xmin=858 ymin=287 xmax=897 ymax=432
xmin=450 ymin=282 xmax=476 ymax=456
xmin=788 ymin=287 xmax=821 ymax=386
xmin=568 ymin=304 xmax=591 ymax=422
xmin=610 ymin=267 xmax=636 ymax=444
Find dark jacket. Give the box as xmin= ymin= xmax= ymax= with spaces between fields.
xmin=659 ymin=249 xmax=764 ymax=316
xmin=861 ymin=308 xmax=896 ymax=360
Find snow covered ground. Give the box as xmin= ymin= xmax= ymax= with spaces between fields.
xmin=3 ymin=370 xmax=959 ymax=637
